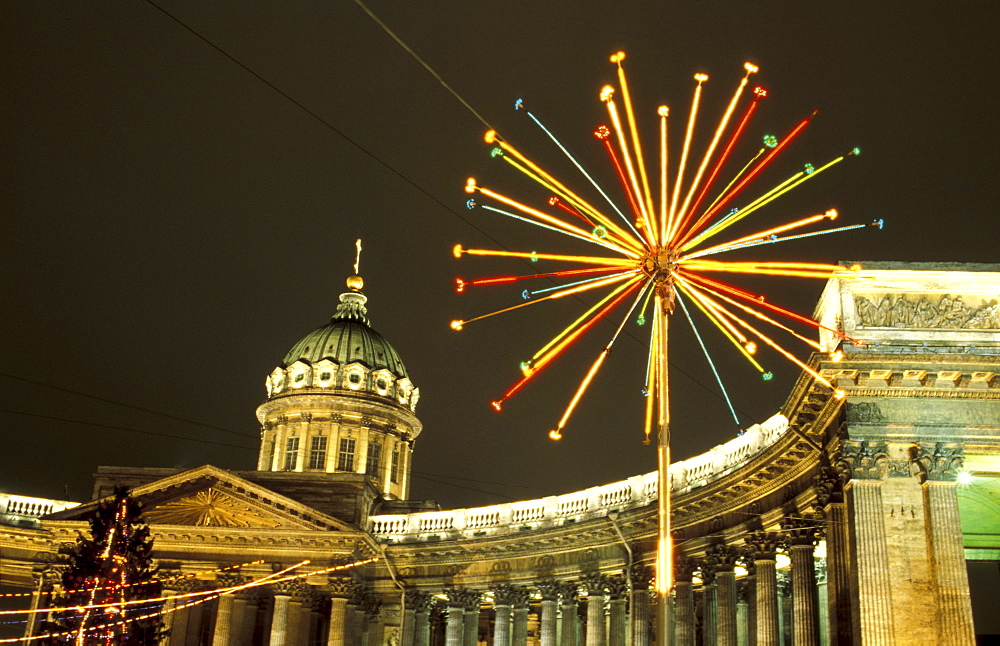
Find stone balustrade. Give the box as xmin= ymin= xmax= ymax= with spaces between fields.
xmin=1 ymin=494 xmax=78 ymax=523
xmin=370 ymin=413 xmax=788 ymax=542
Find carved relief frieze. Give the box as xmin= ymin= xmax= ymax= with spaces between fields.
xmin=854 ymin=293 xmax=1000 ymax=329
xmin=845 ymin=401 xmax=885 ymax=424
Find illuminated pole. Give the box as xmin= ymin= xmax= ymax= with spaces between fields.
xmin=656 ymin=305 xmax=672 ymax=646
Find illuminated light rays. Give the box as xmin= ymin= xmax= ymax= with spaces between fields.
xmin=675 ymin=292 xmax=740 ymax=426
xmin=450 ymin=270 xmax=640 ymax=330
xmin=549 ymin=279 xmax=651 ymax=440
xmin=518 ymin=101 xmax=641 ymax=239
xmin=678 ymin=84 xmax=768 ymax=243
xmin=484 ymin=136 xmax=643 ymax=250
xmin=491 ymin=276 xmax=644 ymax=411
xmin=455 ymin=265 xmax=626 ymax=293
xmin=674 ymin=110 xmax=818 ymax=249
xmin=2 ymin=559 xmax=378 ymax=644
xmin=453 ymin=54 xmax=872 ymax=638
xmin=671 ymin=63 xmax=758 ymax=244
xmin=666 ymin=72 xmax=710 ymax=239
xmin=611 ymin=52 xmax=656 ymax=232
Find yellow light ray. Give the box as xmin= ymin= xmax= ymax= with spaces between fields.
xmin=549 ymin=276 xmax=651 ymax=439
xmin=495 ymin=157 xmax=643 ymax=254
xmin=681 ymin=210 xmax=837 ymax=260
xmin=489 ymin=136 xmax=643 ymax=249
xmin=680 ymin=259 xmax=845 ymax=279
xmin=602 ymin=89 xmax=655 ymax=242
xmin=530 ymin=275 xmax=644 ymax=364
xmin=680 ymin=277 xmax=823 ymax=351
xmin=697 ymin=147 xmax=766 ymax=222
xmin=666 ymin=73 xmax=709 ymax=240
xmin=472 ymin=183 xmax=642 ymax=259
xmin=451 ymin=270 xmax=639 ymax=330
xmin=455 ymin=244 xmax=636 ymax=267
xmin=677 ymin=282 xmax=766 ymax=372
xmin=612 ymin=52 xmax=656 ymax=235
xmin=682 ymin=155 xmax=846 ymax=250
xmin=681 ymin=168 xmax=804 ymax=250
xmin=658 ymin=106 xmax=670 ymax=245
xmin=673 ymin=63 xmax=757 ymax=237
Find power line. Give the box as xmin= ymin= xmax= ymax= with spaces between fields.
xmin=142 ymin=0 xmax=756 ymax=425
xmin=0 ymin=409 xmax=256 ymax=452
xmin=0 ymin=373 xmax=253 ymax=439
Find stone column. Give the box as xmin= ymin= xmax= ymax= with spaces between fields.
xmin=212 ymin=573 xmax=249 ymax=646
xmin=230 ymin=588 xmax=261 ymax=646
xmin=777 ymin=572 xmax=792 ymax=646
xmin=326 ymin=577 xmax=354 ymax=646
xmin=736 ymin=581 xmax=749 ymax=646
xmin=510 ymin=586 xmax=531 ymax=646
xmin=346 ymin=585 xmax=367 ymax=645
xmin=606 ymin=575 xmax=627 ymax=646
xmin=445 ymin=589 xmax=466 ymax=646
xmin=413 ymin=591 xmax=437 ymax=646
xmin=462 ymin=590 xmax=482 ymax=646
xmin=538 ymin=581 xmax=560 ymax=646
xmin=781 ymin=516 xmax=821 ymax=646
xmin=581 ymin=573 xmax=607 ymax=646
xmin=699 ymin=562 xmax=717 ymax=646
xmin=913 ymin=442 xmax=976 ymax=645
xmin=815 ymin=464 xmax=852 ymax=646
xmin=815 ymin=560 xmax=829 ymax=646
xmin=741 ymin=557 xmax=757 ymax=646
xmin=558 ymin=582 xmax=579 ymax=646
xmin=402 ymin=590 xmax=433 ymax=646
xmin=708 ymin=544 xmax=739 ymax=646
xmin=745 ymin=532 xmax=782 ymax=646
xmin=493 ymin=584 xmax=518 ymax=646
xmin=671 ymin=558 xmax=696 ymax=646
xmin=839 ymin=441 xmax=895 ymax=645
xmin=629 ymin=565 xmax=652 ymax=646
xmin=270 ymin=593 xmax=293 ymax=646
xmin=362 ymin=594 xmax=384 ymax=646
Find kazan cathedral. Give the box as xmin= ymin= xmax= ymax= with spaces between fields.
xmin=1 ymin=262 xmax=999 ymax=645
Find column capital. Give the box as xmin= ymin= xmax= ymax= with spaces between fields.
xmin=706 ymin=543 xmax=740 ymax=572
xmin=536 ymin=579 xmax=561 ymax=601
xmin=780 ymin=516 xmax=824 ymax=547
xmin=272 ymin=578 xmax=307 ymax=597
xmin=405 ymin=589 xmax=435 ymax=612
xmin=460 ymin=589 xmax=482 ymax=612
xmin=580 ymin=571 xmax=609 ymax=595
xmin=492 ymin=583 xmax=524 ymax=607
xmin=557 ymin=582 xmax=580 ymax=604
xmin=836 ymin=440 xmax=888 ymax=481
xmin=699 ymin=561 xmax=717 ymax=586
xmin=629 ymin=563 xmax=654 ymax=588
xmin=216 ymin=572 xmax=249 ymax=589
xmin=606 ymin=574 xmax=628 ymax=600
xmin=912 ymin=441 xmax=964 ymax=482
xmin=745 ymin=531 xmax=784 ymax=560
xmin=326 ymin=576 xmax=355 ymax=599
xmin=814 ymin=464 xmax=845 ymax=509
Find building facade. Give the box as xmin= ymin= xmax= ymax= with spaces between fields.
xmin=1 ymin=262 xmax=998 ymax=645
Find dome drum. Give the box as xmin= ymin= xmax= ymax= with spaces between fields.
xmin=266 ymin=361 xmax=419 ymax=412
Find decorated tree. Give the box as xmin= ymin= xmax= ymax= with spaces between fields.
xmin=39 ymin=487 xmax=164 ymax=645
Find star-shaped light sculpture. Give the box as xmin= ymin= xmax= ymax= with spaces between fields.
xmin=451 ymin=52 xmax=878 ymax=640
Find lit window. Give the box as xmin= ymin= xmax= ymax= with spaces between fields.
xmin=320 ymin=372 xmax=331 ymax=381
xmin=283 ymin=437 xmax=299 ymax=471
xmin=366 ymin=443 xmax=382 ymax=477
xmin=308 ymin=436 xmax=327 ymax=470
xmin=337 ymin=437 xmax=356 ymax=472
xmin=390 ymin=448 xmax=400 ymax=483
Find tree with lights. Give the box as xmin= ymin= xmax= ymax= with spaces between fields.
xmin=38 ymin=487 xmax=164 ymax=645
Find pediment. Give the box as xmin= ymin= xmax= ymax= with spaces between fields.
xmin=47 ymin=465 xmax=353 ymax=532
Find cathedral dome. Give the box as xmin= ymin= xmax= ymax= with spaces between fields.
xmin=281 ymin=291 xmax=409 ymax=379
xmin=263 ymin=276 xmax=419 ymax=413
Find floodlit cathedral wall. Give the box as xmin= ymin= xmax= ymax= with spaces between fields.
xmin=1 ymin=262 xmax=998 ymax=646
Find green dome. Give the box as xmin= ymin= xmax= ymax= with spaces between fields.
xmin=281 ymin=291 xmax=409 ymax=379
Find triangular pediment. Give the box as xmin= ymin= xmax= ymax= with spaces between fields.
xmin=47 ymin=465 xmax=354 ymax=532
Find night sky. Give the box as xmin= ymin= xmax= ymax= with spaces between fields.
xmin=2 ymin=2 xmax=997 ymax=511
